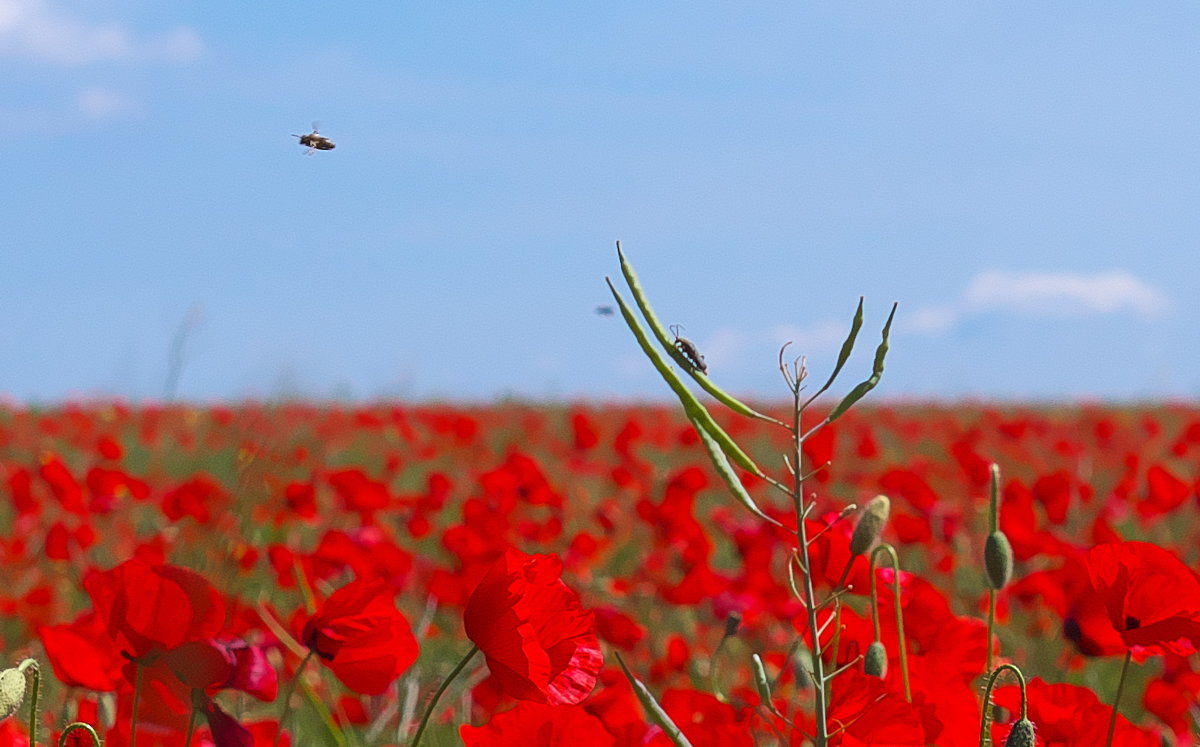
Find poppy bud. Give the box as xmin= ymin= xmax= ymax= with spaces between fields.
xmin=1003 ymin=718 xmax=1036 ymax=747
xmin=863 ymin=640 xmax=888 ymax=678
xmin=723 ymin=612 xmax=742 ymax=639
xmin=985 ymin=530 xmax=1014 ymax=590
xmin=0 ymin=668 xmax=25 ymax=721
xmin=850 ymin=495 xmax=890 ymax=556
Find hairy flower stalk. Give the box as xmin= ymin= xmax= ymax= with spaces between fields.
xmin=984 ymin=463 xmax=1014 ymax=674
xmin=979 ymin=663 xmax=1030 ymax=747
xmin=869 ymin=544 xmax=910 ymax=701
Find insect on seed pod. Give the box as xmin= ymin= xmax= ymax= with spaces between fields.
xmin=669 ymin=324 xmax=708 ymax=374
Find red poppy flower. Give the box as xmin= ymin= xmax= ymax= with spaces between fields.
xmin=459 ymin=701 xmax=616 ymax=746
xmin=464 ymin=549 xmax=602 ymax=705
xmin=300 ymin=578 xmax=418 ymax=695
xmin=38 ymin=612 xmax=125 ymax=691
xmin=1065 ymin=541 xmax=1200 ymax=658
xmin=84 ymin=559 xmax=226 ymax=662
xmin=1065 ymin=540 xmax=1200 ymax=658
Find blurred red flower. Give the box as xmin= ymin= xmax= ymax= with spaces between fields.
xmin=84 ymin=559 xmax=226 ymax=662
xmin=464 ymin=549 xmax=602 ymax=705
xmin=460 ymin=701 xmax=616 ymax=746
xmin=1065 ymin=541 xmax=1200 ymax=658
xmin=301 ymin=578 xmax=418 ymax=695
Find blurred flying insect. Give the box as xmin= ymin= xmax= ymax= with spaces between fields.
xmin=293 ymin=122 xmax=335 ymax=155
xmin=669 ymin=324 xmax=707 ymax=375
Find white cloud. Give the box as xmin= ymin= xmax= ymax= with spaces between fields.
xmin=902 ymin=269 xmax=1169 ymax=337
xmin=963 ymin=269 xmax=1169 ymax=317
xmin=77 ymin=86 xmax=130 ymax=119
xmin=0 ymin=0 xmax=201 ymax=65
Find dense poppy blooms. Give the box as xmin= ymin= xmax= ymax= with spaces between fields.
xmin=464 ymin=549 xmax=602 ymax=705
xmin=300 ymin=578 xmax=418 ymax=695
xmin=1064 ymin=541 xmax=1200 ymax=658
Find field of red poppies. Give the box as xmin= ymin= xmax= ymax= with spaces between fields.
xmin=1 ymin=399 xmax=1199 ymax=746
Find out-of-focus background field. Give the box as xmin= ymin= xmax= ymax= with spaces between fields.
xmin=3 ymin=402 xmax=1198 ymax=742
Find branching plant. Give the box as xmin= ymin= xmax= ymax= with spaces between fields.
xmin=606 ymin=242 xmax=898 ymax=745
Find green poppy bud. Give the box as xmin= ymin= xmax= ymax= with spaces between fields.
xmin=863 ymin=640 xmax=888 ymax=678
xmin=0 ymin=668 xmax=25 ymax=721
xmin=985 ymin=530 xmax=1014 ymax=590
xmin=1003 ymin=718 xmax=1036 ymax=747
xmin=850 ymin=495 xmax=890 ymax=556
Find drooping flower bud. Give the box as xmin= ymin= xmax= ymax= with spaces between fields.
xmin=863 ymin=640 xmax=888 ymax=678
xmin=985 ymin=530 xmax=1014 ymax=590
xmin=0 ymin=668 xmax=26 ymax=721
xmin=1003 ymin=718 xmax=1036 ymax=747
xmin=850 ymin=495 xmax=890 ymax=557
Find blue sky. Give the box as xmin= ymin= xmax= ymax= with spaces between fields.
xmin=3 ymin=2 xmax=1198 ymax=403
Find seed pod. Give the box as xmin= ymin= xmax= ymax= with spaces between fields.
xmin=985 ymin=530 xmax=1014 ymax=590
xmin=0 ymin=668 xmax=26 ymax=721
xmin=863 ymin=640 xmax=888 ymax=678
xmin=850 ymin=495 xmax=891 ymax=557
xmin=1003 ymin=718 xmax=1036 ymax=747
xmin=751 ymin=654 xmax=772 ymax=706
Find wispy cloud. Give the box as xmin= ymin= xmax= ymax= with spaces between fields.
xmin=0 ymin=0 xmax=201 ymax=65
xmin=906 ymin=269 xmax=1169 ymax=336
xmin=77 ymin=87 xmax=131 ymax=119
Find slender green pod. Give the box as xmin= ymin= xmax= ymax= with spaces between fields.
xmin=607 ymin=278 xmax=763 ymax=476
xmin=616 ymin=243 xmax=785 ymax=427
xmin=828 ymin=302 xmax=898 ymax=422
xmin=690 ymin=412 xmax=783 ymax=527
xmin=804 ymin=297 xmax=865 ymax=407
xmin=751 ymin=654 xmax=773 ymax=708
xmin=615 ymin=652 xmax=695 ymax=747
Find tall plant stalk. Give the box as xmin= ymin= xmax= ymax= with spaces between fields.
xmin=607 ymin=242 xmax=896 ymax=746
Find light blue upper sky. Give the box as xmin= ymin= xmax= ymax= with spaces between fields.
xmin=3 ymin=2 xmax=1198 ymax=402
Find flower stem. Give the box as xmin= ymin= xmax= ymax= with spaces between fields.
xmin=58 ymin=722 xmax=102 ymax=747
xmin=16 ymin=659 xmax=40 ymax=747
xmin=978 ymin=663 xmax=1026 ymax=747
xmin=185 ymin=707 xmax=198 ymax=747
xmin=986 ymin=589 xmax=997 ymax=674
xmin=412 ymin=646 xmax=479 ymax=747
xmin=130 ymin=662 xmax=144 ymax=747
xmin=1104 ymin=651 xmax=1133 ymax=747
xmin=274 ymin=651 xmax=315 ymax=747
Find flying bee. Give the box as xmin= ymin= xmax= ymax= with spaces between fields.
xmin=669 ymin=324 xmax=707 ymax=375
xmin=292 ymin=122 xmax=335 ymax=155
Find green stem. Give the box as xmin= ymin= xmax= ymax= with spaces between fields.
xmin=792 ymin=395 xmax=829 ymax=747
xmin=412 ymin=646 xmax=479 ymax=747
xmin=869 ymin=544 xmax=910 ymax=702
xmin=978 ymin=663 xmax=1026 ymax=747
xmin=185 ymin=707 xmax=198 ymax=747
xmin=986 ymin=589 xmax=997 ymax=674
xmin=130 ymin=662 xmax=144 ymax=747
xmin=300 ymin=673 xmax=348 ymax=747
xmin=1104 ymin=651 xmax=1133 ymax=747
xmin=57 ymin=722 xmax=102 ymax=747
xmin=274 ymin=651 xmax=315 ymax=747
xmin=17 ymin=659 xmax=40 ymax=747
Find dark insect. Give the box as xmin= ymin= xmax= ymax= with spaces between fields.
xmin=669 ymin=324 xmax=707 ymax=374
xmin=595 ymin=305 xmax=614 ymax=316
xmin=293 ymin=122 xmax=336 ymax=155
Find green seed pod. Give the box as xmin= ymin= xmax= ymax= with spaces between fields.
xmin=751 ymin=654 xmax=772 ymax=706
xmin=863 ymin=640 xmax=888 ymax=678
xmin=1003 ymin=718 xmax=1036 ymax=747
xmin=985 ymin=530 xmax=1014 ymax=590
xmin=0 ymin=668 xmax=25 ymax=721
xmin=850 ymin=495 xmax=891 ymax=556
